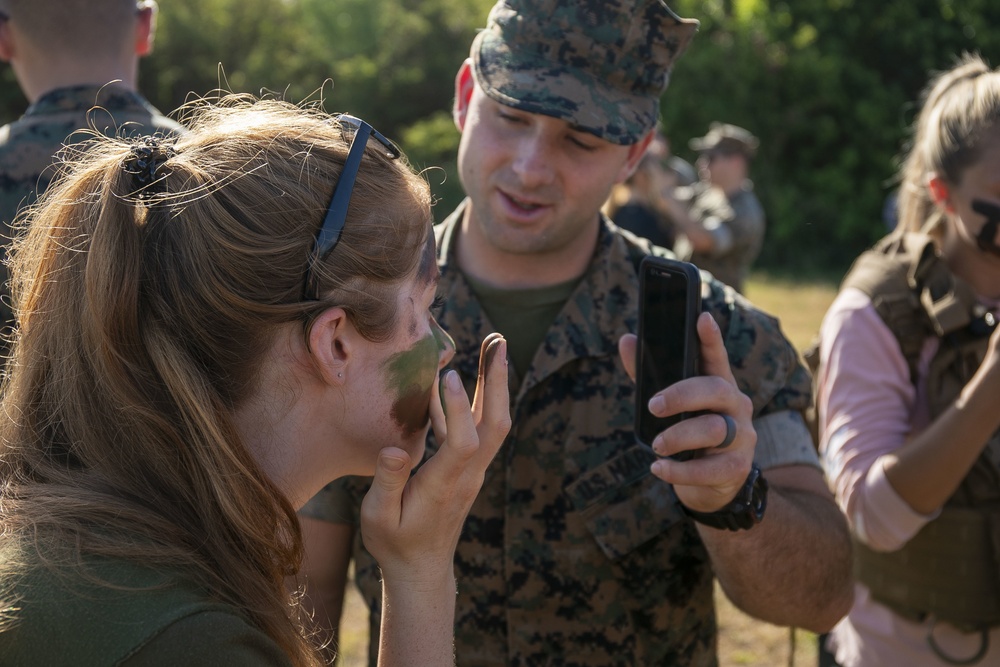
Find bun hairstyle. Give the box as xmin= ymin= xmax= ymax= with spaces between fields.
xmin=896 ymin=53 xmax=1000 ymax=236
xmin=0 ymin=95 xmax=431 ymax=665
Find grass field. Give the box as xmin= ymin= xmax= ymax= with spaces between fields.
xmin=334 ymin=271 xmax=841 ymax=667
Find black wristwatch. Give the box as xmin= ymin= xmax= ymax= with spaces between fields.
xmin=681 ymin=463 xmax=768 ymax=531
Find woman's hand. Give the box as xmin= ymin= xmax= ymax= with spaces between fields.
xmin=359 ymin=333 xmax=508 ymax=666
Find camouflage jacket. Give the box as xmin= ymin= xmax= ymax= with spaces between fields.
xmin=677 ymin=181 xmax=764 ymax=293
xmin=0 ymin=84 xmax=182 ymax=340
xmin=302 ymin=202 xmax=813 ymax=667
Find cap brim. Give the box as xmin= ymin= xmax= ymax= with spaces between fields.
xmin=688 ymin=136 xmax=714 ymax=152
xmin=472 ymin=30 xmax=658 ymax=145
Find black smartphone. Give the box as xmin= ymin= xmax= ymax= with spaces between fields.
xmin=635 ymin=256 xmax=702 ymax=457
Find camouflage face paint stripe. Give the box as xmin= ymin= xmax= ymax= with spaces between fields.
xmin=384 ymin=333 xmax=441 ymax=438
xmin=972 ymin=198 xmax=1000 ymax=259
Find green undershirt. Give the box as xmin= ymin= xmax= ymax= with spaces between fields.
xmin=463 ymin=273 xmax=582 ymax=378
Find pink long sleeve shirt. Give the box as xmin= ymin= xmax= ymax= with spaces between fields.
xmin=817 ymin=287 xmax=1000 ymax=667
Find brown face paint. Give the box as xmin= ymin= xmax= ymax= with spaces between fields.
xmin=478 ymin=332 xmax=505 ymax=383
xmin=385 ymin=320 xmax=454 ymax=438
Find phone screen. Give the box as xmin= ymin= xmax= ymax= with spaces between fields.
xmin=636 ymin=258 xmax=700 ymax=448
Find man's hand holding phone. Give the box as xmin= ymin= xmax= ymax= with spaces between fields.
xmin=623 ymin=261 xmax=756 ymax=514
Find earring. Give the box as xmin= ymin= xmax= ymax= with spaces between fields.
xmin=337 ymin=372 xmax=343 ymax=378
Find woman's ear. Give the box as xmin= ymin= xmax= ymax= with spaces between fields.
xmin=307 ymin=307 xmax=351 ymax=385
xmin=927 ymin=174 xmax=954 ymax=213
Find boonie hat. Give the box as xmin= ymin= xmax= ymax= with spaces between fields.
xmin=689 ymin=122 xmax=759 ymax=158
xmin=471 ymin=0 xmax=698 ymax=145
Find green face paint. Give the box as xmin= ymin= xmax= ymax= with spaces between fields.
xmin=383 ymin=332 xmax=443 ymax=438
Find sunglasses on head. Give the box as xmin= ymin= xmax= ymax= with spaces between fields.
xmin=303 ymin=114 xmax=401 ymax=300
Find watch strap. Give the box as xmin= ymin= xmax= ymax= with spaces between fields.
xmin=681 ymin=463 xmax=768 ymax=531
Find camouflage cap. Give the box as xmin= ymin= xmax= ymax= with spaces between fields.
xmin=471 ymin=0 xmax=698 ymax=146
xmin=689 ymin=122 xmax=759 ymax=158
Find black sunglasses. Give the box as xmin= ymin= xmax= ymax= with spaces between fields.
xmin=304 ymin=114 xmax=401 ymax=300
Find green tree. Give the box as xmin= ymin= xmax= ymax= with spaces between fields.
xmin=666 ymin=0 xmax=1000 ymax=275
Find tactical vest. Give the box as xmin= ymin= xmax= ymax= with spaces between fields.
xmin=809 ymin=233 xmax=1000 ymax=638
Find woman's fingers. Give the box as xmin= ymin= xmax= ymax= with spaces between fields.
xmin=472 ymin=333 xmax=505 ymax=422
xmin=360 ymin=447 xmax=412 ymax=533
xmin=475 ymin=336 xmax=510 ymax=465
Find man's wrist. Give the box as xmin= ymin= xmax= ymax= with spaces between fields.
xmin=680 ymin=463 xmax=768 ymax=531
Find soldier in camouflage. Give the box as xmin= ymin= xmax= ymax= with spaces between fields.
xmin=0 ymin=0 xmax=182 ymax=344
xmin=671 ymin=123 xmax=765 ymax=294
xmin=298 ymin=1 xmax=854 ymax=665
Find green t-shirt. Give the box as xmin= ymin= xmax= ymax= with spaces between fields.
xmin=0 ymin=554 xmax=291 ymax=666
xmin=463 ymin=273 xmax=582 ymax=378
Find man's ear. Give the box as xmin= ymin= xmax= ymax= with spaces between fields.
xmin=928 ymin=174 xmax=954 ymax=213
xmin=453 ymin=59 xmax=475 ymax=132
xmin=135 ymin=0 xmax=157 ymax=57
xmin=0 ymin=15 xmax=17 ymax=62
xmin=307 ymin=306 xmax=352 ymax=386
xmin=616 ymin=130 xmax=656 ymax=184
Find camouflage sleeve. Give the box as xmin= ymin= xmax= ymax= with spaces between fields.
xmin=701 ymin=277 xmax=811 ymax=416
xmin=298 ymin=477 xmax=368 ymax=525
xmin=752 ymin=410 xmax=820 ymax=470
xmin=699 ymin=278 xmax=817 ymax=469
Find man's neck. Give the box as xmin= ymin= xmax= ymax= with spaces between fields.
xmin=15 ymin=54 xmax=137 ymax=104
xmin=455 ymin=205 xmax=600 ymax=290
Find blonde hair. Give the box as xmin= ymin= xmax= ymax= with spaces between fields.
xmin=0 ymin=94 xmax=431 ymax=665
xmin=896 ymin=53 xmax=1000 ymax=236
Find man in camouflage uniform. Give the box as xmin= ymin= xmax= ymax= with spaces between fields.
xmin=671 ymin=123 xmax=765 ymax=293
xmin=0 ymin=0 xmax=181 ymax=342
xmin=298 ymin=1 xmax=853 ymax=665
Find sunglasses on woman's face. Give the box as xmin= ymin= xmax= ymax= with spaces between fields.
xmin=303 ymin=115 xmax=401 ymax=300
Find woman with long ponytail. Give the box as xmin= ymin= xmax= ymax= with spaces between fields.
xmin=0 ymin=94 xmax=509 ymax=666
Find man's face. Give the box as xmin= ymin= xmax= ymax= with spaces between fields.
xmin=697 ymin=150 xmax=744 ymax=189
xmin=454 ymin=64 xmax=644 ymax=262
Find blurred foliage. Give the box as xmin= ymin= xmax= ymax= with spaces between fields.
xmin=2 ymin=0 xmax=998 ymax=274
xmin=666 ymin=0 xmax=1000 ymax=275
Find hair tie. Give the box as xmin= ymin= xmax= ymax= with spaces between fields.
xmin=123 ymin=136 xmax=176 ymax=197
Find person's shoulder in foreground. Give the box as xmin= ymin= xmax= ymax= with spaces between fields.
xmin=0 ymin=549 xmax=290 ymax=667
xmin=0 ymin=0 xmax=184 ymax=338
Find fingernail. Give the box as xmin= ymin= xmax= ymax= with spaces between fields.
xmin=382 ymin=455 xmax=406 ymax=472
xmin=648 ymin=395 xmax=665 ymax=414
xmin=446 ymin=369 xmax=460 ymax=393
xmin=439 ymin=370 xmax=449 ymax=416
